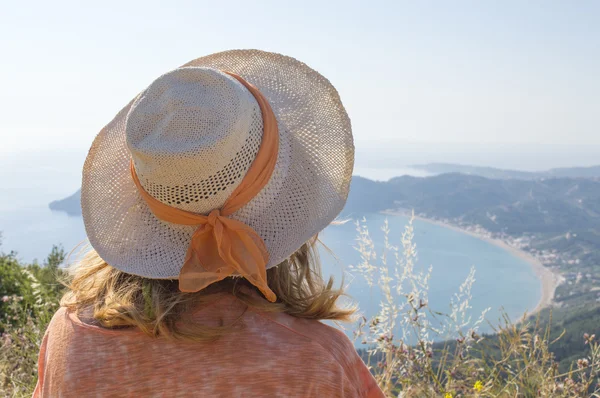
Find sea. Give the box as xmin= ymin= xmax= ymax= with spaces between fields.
xmin=0 ymin=150 xmax=541 ymax=340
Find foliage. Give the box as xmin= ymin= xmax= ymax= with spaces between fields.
xmin=0 ymin=253 xmax=34 ymax=324
xmin=0 ymin=245 xmax=65 ymax=397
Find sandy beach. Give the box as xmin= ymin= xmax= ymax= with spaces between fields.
xmin=382 ymin=210 xmax=562 ymax=316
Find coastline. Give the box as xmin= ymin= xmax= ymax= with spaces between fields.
xmin=382 ymin=210 xmax=562 ymax=317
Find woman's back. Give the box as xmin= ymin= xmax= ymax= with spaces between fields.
xmin=34 ymin=50 xmax=385 ymax=397
xmin=35 ymin=295 xmax=381 ymax=397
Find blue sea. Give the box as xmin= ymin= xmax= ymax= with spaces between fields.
xmin=319 ymin=214 xmax=541 ymax=333
xmin=0 ymin=150 xmax=541 ymax=338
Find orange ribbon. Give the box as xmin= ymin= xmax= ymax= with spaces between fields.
xmin=130 ymin=71 xmax=278 ymax=302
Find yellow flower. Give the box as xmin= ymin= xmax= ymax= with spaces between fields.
xmin=473 ymin=380 xmax=484 ymax=392
xmin=444 ymin=393 xmax=453 ymax=398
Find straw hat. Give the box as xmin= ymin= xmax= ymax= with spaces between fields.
xmin=82 ymin=49 xmax=353 ymax=285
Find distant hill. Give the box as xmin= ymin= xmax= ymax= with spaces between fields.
xmin=49 ymin=190 xmax=81 ymax=216
xmin=547 ymin=165 xmax=600 ymax=178
xmin=345 ymin=173 xmax=600 ymax=233
xmin=410 ymin=163 xmax=600 ymax=180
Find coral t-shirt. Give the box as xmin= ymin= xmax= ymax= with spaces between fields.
xmin=33 ymin=294 xmax=384 ymax=397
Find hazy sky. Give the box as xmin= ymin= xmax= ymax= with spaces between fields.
xmin=1 ymin=0 xmax=599 ymax=155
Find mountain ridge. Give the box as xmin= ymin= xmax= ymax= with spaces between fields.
xmin=410 ymin=163 xmax=600 ymax=180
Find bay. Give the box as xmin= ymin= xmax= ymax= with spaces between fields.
xmin=319 ymin=213 xmax=541 ymax=337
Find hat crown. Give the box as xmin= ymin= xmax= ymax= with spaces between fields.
xmin=82 ymin=50 xmax=354 ymax=281
xmin=126 ymin=67 xmax=263 ymax=213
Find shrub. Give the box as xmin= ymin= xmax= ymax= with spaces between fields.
xmin=0 ymin=246 xmax=65 ymax=397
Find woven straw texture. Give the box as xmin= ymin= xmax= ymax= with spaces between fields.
xmin=82 ymin=50 xmax=354 ymax=279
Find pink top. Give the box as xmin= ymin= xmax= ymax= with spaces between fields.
xmin=34 ymin=295 xmax=384 ymax=397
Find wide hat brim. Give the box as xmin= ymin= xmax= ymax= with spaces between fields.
xmin=82 ymin=49 xmax=354 ymax=279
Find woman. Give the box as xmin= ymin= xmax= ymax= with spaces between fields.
xmin=34 ymin=50 xmax=384 ymax=397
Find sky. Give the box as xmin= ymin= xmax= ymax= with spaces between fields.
xmin=0 ymin=1 xmax=599 ymax=168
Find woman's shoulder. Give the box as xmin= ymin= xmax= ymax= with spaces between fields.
xmin=46 ymin=306 xmax=70 ymax=333
xmin=250 ymin=308 xmax=360 ymax=364
xmin=251 ymin=309 xmax=382 ymax=396
xmin=43 ymin=306 xmax=87 ymax=342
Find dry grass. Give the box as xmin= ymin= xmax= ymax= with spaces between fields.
xmin=352 ymin=214 xmax=600 ymax=397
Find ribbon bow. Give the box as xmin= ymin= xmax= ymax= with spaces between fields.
xmin=130 ymin=71 xmax=278 ymax=302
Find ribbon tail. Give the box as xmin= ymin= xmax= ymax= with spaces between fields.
xmin=178 ymin=217 xmax=277 ymax=303
xmin=178 ymin=225 xmax=233 ymax=293
xmin=236 ymin=232 xmax=276 ymax=302
xmin=218 ymin=220 xmax=276 ymax=303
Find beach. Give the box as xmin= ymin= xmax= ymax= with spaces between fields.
xmin=382 ymin=210 xmax=562 ymax=316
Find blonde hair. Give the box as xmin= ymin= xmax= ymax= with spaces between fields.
xmin=61 ymin=236 xmax=355 ymax=341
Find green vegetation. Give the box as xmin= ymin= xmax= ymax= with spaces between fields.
xmin=0 ymin=242 xmax=65 ymax=397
